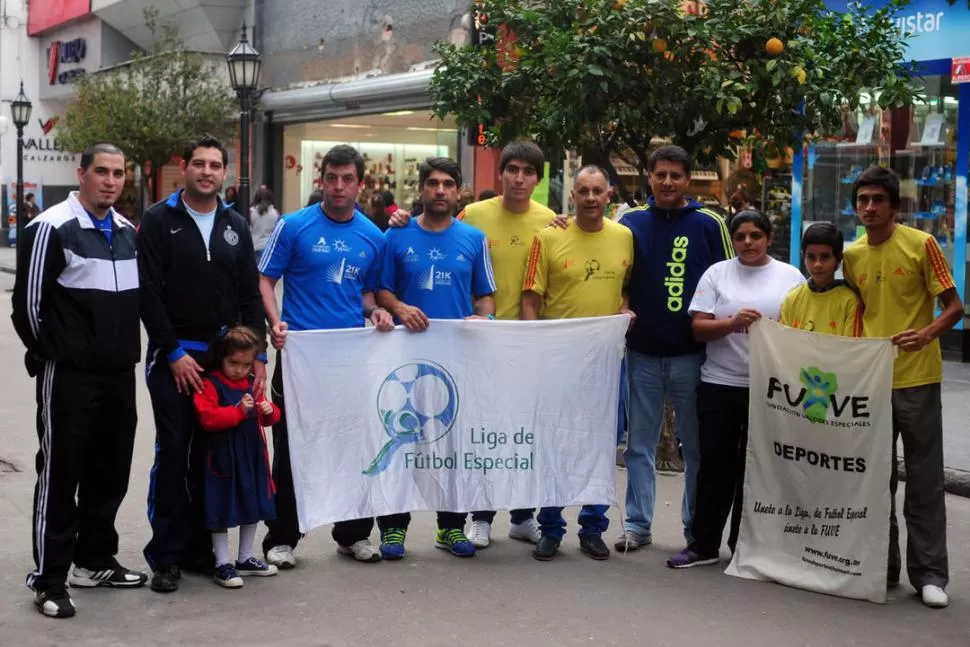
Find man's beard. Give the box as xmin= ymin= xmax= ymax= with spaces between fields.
xmin=423 ymin=201 xmax=455 ymax=219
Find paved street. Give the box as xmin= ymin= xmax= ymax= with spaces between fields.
xmin=0 ymin=258 xmax=969 ymax=646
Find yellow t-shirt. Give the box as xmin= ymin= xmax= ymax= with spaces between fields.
xmin=843 ymin=225 xmax=955 ymax=388
xmin=522 ymin=219 xmax=633 ymax=319
xmin=459 ymin=197 xmax=555 ymax=320
xmin=780 ymin=283 xmax=864 ymax=337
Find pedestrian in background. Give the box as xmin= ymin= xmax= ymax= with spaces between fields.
xmin=224 ymin=186 xmax=238 ymax=211
xmin=249 ymin=187 xmax=279 ymax=262
xmin=13 ymin=142 xmax=146 ymax=619
xmin=668 ymin=210 xmax=804 ymax=569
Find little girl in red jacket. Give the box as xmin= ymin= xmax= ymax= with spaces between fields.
xmin=193 ymin=326 xmax=280 ymax=589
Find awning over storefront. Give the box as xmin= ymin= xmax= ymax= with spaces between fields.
xmin=260 ymin=69 xmax=435 ymax=123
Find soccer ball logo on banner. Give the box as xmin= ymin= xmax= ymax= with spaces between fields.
xmin=363 ymin=361 xmax=460 ymax=475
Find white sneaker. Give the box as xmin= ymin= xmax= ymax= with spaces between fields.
xmin=921 ymin=584 xmax=949 ymax=608
xmin=337 ymin=539 xmax=382 ymax=563
xmin=265 ymin=545 xmax=296 ymax=570
xmin=508 ymin=518 xmax=541 ymax=544
xmin=466 ymin=520 xmax=492 ymax=548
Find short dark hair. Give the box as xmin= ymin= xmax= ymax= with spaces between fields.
xmin=802 ymin=222 xmax=845 ymax=262
xmin=574 ymin=165 xmax=610 ymax=183
xmin=478 ymin=189 xmax=497 ymax=201
xmin=419 ymin=156 xmax=462 ymax=187
xmin=184 ymin=134 xmax=228 ymax=167
xmin=500 ymin=140 xmax=545 ymax=179
xmin=321 ymin=144 xmax=365 ymax=182
xmin=852 ymin=166 xmax=900 ymax=209
xmin=647 ymin=145 xmax=692 ymax=175
xmin=380 ymin=190 xmax=396 ymax=207
xmin=80 ymin=142 xmax=124 ymax=170
xmin=729 ymin=209 xmax=773 ymax=238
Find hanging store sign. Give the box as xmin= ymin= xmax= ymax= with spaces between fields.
xmin=952 ymin=57 xmax=970 ymax=83
xmin=47 ymin=37 xmax=87 ymax=85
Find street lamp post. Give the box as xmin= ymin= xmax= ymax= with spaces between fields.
xmin=227 ymin=21 xmax=262 ymax=220
xmin=10 ymin=81 xmax=32 ymax=269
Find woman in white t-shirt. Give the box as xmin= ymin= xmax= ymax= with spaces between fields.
xmin=667 ymin=211 xmax=805 ymax=569
xmin=249 ymin=187 xmax=280 ymax=262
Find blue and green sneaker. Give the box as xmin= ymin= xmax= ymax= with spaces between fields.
xmin=435 ymin=528 xmax=476 ymax=557
xmin=380 ymin=528 xmax=407 ymax=560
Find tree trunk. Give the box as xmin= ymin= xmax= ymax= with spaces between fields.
xmin=656 ymin=396 xmax=684 ymax=473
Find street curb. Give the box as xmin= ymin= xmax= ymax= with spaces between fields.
xmin=897 ymin=460 xmax=970 ymax=499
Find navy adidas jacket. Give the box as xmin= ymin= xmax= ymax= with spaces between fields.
xmin=619 ymin=197 xmax=733 ymax=357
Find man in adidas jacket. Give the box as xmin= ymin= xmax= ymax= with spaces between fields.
xmin=12 ymin=143 xmax=146 ymax=619
xmin=138 ymin=135 xmax=266 ymax=593
xmin=614 ymin=145 xmax=734 ymax=554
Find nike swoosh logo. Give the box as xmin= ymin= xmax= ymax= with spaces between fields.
xmin=171 ymin=228 xmax=182 ymax=234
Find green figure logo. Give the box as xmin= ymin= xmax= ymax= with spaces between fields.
xmin=799 ymin=367 xmax=838 ymax=423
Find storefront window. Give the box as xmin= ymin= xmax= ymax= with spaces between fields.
xmin=281 ymin=112 xmax=459 ymax=214
xmin=802 ymin=95 xmax=891 ymax=251
xmin=892 ymin=76 xmax=959 ymax=272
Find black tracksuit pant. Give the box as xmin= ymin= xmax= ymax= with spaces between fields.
xmin=262 ymin=354 xmax=374 ymax=554
xmin=143 ymin=350 xmax=213 ymax=571
xmin=27 ymin=362 xmax=137 ymax=592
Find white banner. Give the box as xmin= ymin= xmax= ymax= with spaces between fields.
xmin=725 ymin=319 xmax=894 ymax=603
xmin=282 ymin=317 xmax=628 ymax=531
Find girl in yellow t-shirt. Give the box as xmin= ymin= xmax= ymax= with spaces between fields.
xmin=781 ymin=222 xmax=863 ymax=337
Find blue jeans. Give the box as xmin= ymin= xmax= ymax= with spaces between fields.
xmin=622 ymin=350 xmax=702 ymax=540
xmin=617 ymin=357 xmax=628 ymax=445
xmin=537 ymin=505 xmax=609 ymax=540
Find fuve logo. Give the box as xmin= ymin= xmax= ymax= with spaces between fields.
xmin=665 ymin=236 xmax=689 ymax=311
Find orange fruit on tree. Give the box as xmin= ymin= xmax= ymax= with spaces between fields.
xmin=663 ymin=50 xmax=675 ymax=61
xmin=765 ymin=37 xmax=784 ymax=57
xmin=652 ymin=38 xmax=668 ymax=53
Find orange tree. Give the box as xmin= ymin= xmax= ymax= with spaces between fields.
xmin=430 ymin=0 xmax=920 ymax=201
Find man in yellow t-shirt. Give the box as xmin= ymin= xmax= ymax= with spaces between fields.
xmin=521 ymin=165 xmax=634 ymax=562
xmin=457 ymin=141 xmax=554 ymax=547
xmin=841 ymin=167 xmax=961 ymax=609
xmin=780 ymin=222 xmax=863 ymax=337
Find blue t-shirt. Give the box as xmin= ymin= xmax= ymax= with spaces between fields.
xmin=380 ymin=217 xmax=496 ymax=320
xmin=86 ymin=210 xmax=113 ymax=246
xmin=258 ymin=204 xmax=386 ymax=330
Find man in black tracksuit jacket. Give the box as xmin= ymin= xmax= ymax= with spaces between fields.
xmin=138 ymin=136 xmax=265 ymax=592
xmin=12 ymin=143 xmax=147 ymax=619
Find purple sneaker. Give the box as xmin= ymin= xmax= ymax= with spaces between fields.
xmin=667 ymin=548 xmax=719 ymax=569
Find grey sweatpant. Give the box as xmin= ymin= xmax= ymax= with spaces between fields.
xmin=889 ymin=383 xmax=948 ymax=589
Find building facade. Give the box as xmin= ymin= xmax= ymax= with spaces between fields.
xmin=255 ymin=0 xmax=486 ymax=214
xmin=1 ymin=0 xmax=248 ymax=222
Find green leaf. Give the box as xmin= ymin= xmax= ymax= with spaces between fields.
xmin=589 ymin=64 xmax=604 ymax=76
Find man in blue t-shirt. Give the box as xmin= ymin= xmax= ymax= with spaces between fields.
xmin=615 ymin=145 xmax=733 ymax=555
xmin=258 ymin=145 xmax=394 ymax=569
xmin=377 ymin=156 xmax=496 ymax=559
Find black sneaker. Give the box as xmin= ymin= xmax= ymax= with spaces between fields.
xmin=579 ymin=534 xmax=610 ymax=560
xmin=34 ymin=587 xmax=76 ymax=619
xmin=69 ymin=559 xmax=148 ymax=588
xmin=150 ymin=565 xmax=181 ymax=593
xmin=533 ymin=535 xmax=560 ymax=561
